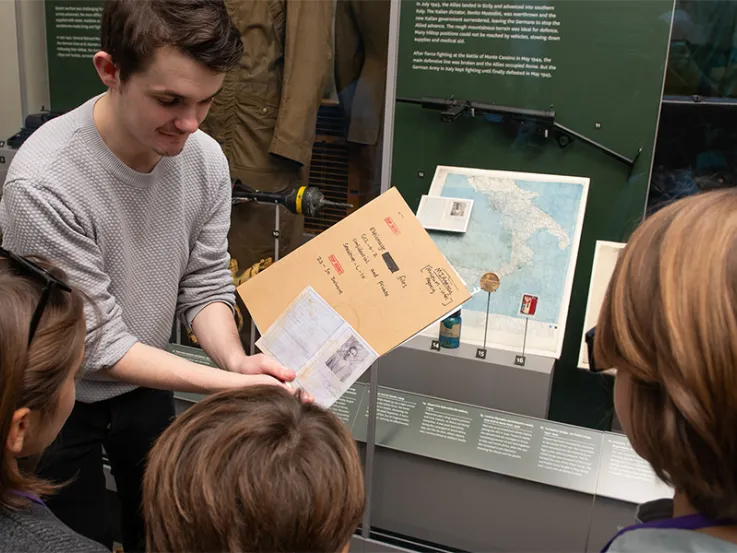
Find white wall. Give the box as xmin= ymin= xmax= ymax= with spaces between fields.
xmin=0 ymin=1 xmax=23 ymax=140
xmin=0 ymin=0 xmax=50 ymax=141
xmin=19 ymin=0 xmax=50 ymax=114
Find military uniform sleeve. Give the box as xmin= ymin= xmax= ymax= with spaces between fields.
xmin=334 ymin=0 xmax=363 ymax=99
xmin=0 ymin=180 xmax=139 ymax=372
xmin=268 ymin=0 xmax=335 ymax=166
xmin=176 ymin=174 xmax=236 ymax=329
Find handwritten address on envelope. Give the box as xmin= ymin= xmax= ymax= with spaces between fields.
xmin=238 ymin=188 xmax=471 ymax=356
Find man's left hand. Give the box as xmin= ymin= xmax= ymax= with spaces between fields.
xmin=229 ymin=354 xmax=315 ymax=403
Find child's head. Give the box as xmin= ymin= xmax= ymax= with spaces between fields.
xmin=143 ymin=385 xmax=365 ymax=553
xmin=595 ymin=189 xmax=737 ymax=520
xmin=0 ymin=251 xmax=86 ymax=509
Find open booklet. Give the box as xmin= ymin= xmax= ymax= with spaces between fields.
xmin=256 ymin=286 xmax=377 ymax=408
xmin=416 ymin=195 xmax=473 ymax=233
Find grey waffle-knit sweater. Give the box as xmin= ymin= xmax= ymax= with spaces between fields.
xmin=0 ymin=501 xmax=108 ymax=552
xmin=0 ymin=94 xmax=236 ymax=402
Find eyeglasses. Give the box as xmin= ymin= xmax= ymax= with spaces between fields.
xmin=585 ymin=326 xmax=617 ymax=374
xmin=0 ymin=247 xmax=72 ymax=347
xmin=585 ymin=326 xmax=601 ymax=372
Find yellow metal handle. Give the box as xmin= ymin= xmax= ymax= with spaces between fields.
xmin=295 ymin=186 xmax=307 ymax=214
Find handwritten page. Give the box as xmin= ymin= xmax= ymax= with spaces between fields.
xmin=256 ymin=287 xmax=377 ymax=408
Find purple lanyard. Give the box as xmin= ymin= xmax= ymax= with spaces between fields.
xmin=601 ymin=513 xmax=736 ymax=552
xmin=12 ymin=490 xmax=45 ymax=507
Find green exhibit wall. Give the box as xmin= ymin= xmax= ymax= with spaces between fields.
xmin=42 ymin=0 xmax=675 ymax=430
xmin=391 ymin=0 xmax=675 ymax=429
xmin=45 ymin=0 xmax=105 ymax=112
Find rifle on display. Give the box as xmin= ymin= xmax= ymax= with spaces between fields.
xmin=395 ymin=96 xmax=641 ymax=170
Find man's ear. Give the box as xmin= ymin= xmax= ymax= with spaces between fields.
xmin=93 ymin=51 xmax=120 ymax=89
xmin=6 ymin=408 xmax=31 ymax=456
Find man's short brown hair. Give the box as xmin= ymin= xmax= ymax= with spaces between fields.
xmin=143 ymin=386 xmax=365 ymax=553
xmin=595 ymin=188 xmax=737 ymax=520
xmin=100 ymin=0 xmax=243 ymax=81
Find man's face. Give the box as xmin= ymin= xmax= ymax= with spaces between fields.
xmin=114 ymin=47 xmax=224 ymax=157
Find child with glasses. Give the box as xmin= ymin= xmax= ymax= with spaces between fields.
xmin=596 ymin=189 xmax=737 ymax=552
xmin=0 ymin=250 xmax=107 ymax=552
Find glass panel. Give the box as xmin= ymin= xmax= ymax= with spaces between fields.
xmin=650 ymin=0 xmax=737 ymax=212
xmin=665 ymin=1 xmax=737 ymax=99
xmin=649 ymin=101 xmax=737 ymax=213
xmin=365 ymin=0 xmax=678 ymax=550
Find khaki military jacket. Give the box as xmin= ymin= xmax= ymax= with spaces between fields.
xmin=202 ymin=0 xmax=335 ymax=192
xmin=200 ymin=0 xmax=335 ymax=291
xmin=334 ymin=0 xmax=391 ymax=146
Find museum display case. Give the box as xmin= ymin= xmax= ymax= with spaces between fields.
xmin=347 ymin=0 xmax=677 ymax=551
xmin=161 ymin=1 xmax=680 ymax=550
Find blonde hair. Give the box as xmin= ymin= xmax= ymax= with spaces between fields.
xmin=595 ymin=189 xmax=737 ymax=520
xmin=0 ymin=256 xmax=86 ymax=511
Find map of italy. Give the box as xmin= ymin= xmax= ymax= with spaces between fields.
xmin=427 ymin=168 xmax=587 ymax=340
xmin=468 ymin=175 xmax=571 ymax=279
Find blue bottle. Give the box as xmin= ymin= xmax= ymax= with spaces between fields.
xmin=439 ymin=310 xmax=462 ymax=349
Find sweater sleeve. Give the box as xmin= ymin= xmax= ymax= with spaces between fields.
xmin=0 ymin=180 xmax=139 ymax=373
xmin=176 ymin=173 xmax=236 ymax=329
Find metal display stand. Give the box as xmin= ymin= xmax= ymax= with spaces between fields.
xmin=248 ymin=203 xmax=281 ymax=355
xmin=360 ymin=360 xmax=380 ymax=543
xmin=351 ymin=0 xmax=404 ymax=549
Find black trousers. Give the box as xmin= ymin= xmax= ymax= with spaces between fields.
xmin=37 ymin=387 xmax=175 ymax=552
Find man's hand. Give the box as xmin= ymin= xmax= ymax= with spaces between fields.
xmin=229 ymin=354 xmax=313 ymax=402
xmin=192 ymin=303 xmax=297 ymax=383
xmin=229 ymin=353 xmax=296 ymax=382
xmin=188 ymin=304 xmax=311 ymax=401
xmin=104 ymin=343 xmax=315 ymax=401
xmin=103 ymin=342 xmax=292 ymax=395
xmin=228 ymin=353 xmax=313 ymax=402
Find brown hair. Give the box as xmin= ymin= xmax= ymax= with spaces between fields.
xmin=0 ymin=256 xmax=86 ymax=511
xmin=100 ymin=0 xmax=244 ymax=81
xmin=143 ymin=386 xmax=365 ymax=553
xmin=595 ymin=189 xmax=737 ymax=520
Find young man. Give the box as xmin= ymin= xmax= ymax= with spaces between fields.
xmin=143 ymin=386 xmax=365 ymax=553
xmin=0 ymin=0 xmax=296 ymax=550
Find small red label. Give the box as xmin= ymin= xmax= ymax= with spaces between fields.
xmin=328 ymin=254 xmax=344 ymax=275
xmin=520 ymin=294 xmax=538 ymax=316
xmin=385 ymin=217 xmax=400 ymax=235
